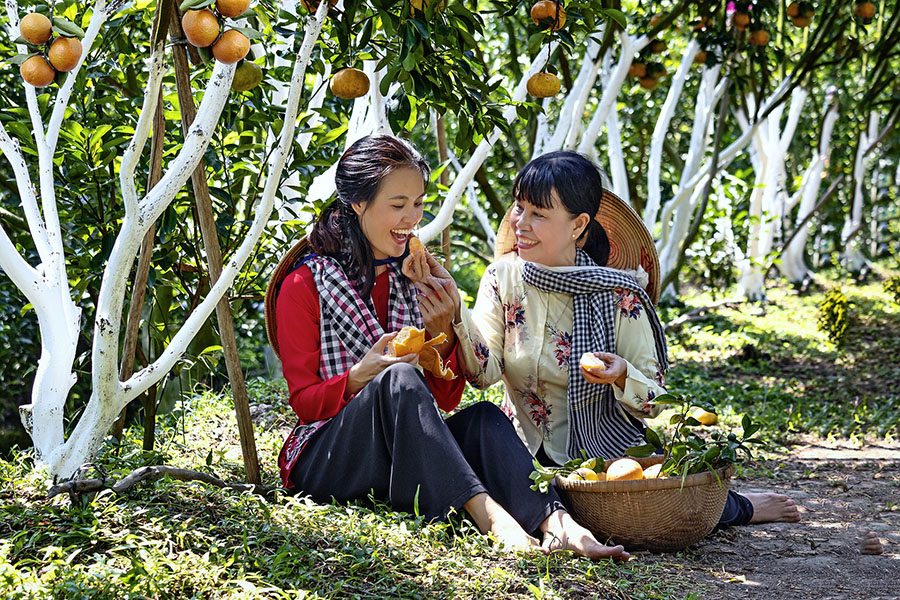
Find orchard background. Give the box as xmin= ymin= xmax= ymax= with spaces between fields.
xmin=0 ymin=0 xmax=899 ymax=597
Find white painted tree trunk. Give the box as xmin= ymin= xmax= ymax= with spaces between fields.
xmin=0 ymin=0 xmax=330 ymax=479
xmin=644 ymin=39 xmax=699 ymax=229
xmin=736 ymin=87 xmax=808 ymax=300
xmin=841 ymin=111 xmax=880 ymax=273
xmin=780 ymin=90 xmax=839 ymax=283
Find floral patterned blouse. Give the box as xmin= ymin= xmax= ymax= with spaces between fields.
xmin=453 ymin=253 xmax=667 ymax=466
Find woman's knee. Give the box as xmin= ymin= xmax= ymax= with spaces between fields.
xmin=465 ymin=401 xmax=509 ymax=426
xmin=373 ymin=363 xmax=435 ymax=410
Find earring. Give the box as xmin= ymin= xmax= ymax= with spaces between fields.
xmin=571 ymin=234 xmax=577 ymax=239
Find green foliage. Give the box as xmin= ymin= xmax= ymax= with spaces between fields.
xmin=625 ymin=393 xmax=762 ymax=477
xmin=529 ymin=450 xmax=606 ymax=494
xmin=884 ymin=275 xmax=900 ymax=305
xmin=817 ymin=288 xmax=850 ymax=346
xmin=0 ymin=386 xmax=690 ymax=600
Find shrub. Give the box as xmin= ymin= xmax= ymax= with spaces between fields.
xmin=884 ymin=275 xmax=900 ymax=305
xmin=817 ymin=288 xmax=850 ymax=346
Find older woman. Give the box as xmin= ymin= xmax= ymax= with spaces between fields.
xmin=443 ymin=151 xmax=800 ymax=547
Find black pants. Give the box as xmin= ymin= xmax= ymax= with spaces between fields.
xmin=290 ymin=363 xmax=565 ymax=532
xmin=534 ymin=446 xmax=754 ymax=530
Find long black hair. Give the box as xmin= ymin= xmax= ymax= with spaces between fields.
xmin=510 ymin=151 xmax=610 ymax=266
xmin=309 ymin=135 xmax=430 ymax=297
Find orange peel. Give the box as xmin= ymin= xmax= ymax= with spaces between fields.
xmin=388 ymin=326 xmax=455 ymax=380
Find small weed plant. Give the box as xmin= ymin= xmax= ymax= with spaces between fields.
xmin=817 ymin=288 xmax=850 ymax=346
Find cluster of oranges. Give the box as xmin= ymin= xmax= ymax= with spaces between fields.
xmin=526 ymin=0 xmax=566 ymax=98
xmin=18 ymin=12 xmax=83 ymax=88
xmin=628 ymin=35 xmax=669 ymax=91
xmin=568 ymin=457 xmax=664 ymax=482
xmin=181 ymin=0 xmax=251 ymax=64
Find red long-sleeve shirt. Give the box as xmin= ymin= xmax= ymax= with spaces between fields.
xmin=275 ymin=265 xmax=465 ymax=424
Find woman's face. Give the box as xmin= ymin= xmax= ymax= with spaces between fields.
xmin=353 ymin=167 xmax=426 ymax=260
xmin=510 ymin=192 xmax=590 ymax=267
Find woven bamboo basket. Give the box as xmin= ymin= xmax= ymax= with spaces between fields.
xmin=554 ymin=456 xmax=734 ymax=552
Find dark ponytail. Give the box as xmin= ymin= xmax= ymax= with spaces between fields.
xmin=511 ymin=151 xmax=611 ymax=266
xmin=308 ymin=135 xmax=430 ymax=297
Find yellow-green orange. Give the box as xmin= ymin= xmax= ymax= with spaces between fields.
xmin=231 ymin=61 xmax=262 ymax=91
xmin=330 ymin=68 xmax=369 ymax=99
xmin=526 ymin=72 xmax=560 ymax=98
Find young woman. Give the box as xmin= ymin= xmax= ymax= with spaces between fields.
xmin=443 ymin=151 xmax=801 ymax=539
xmin=273 ymin=136 xmax=628 ymax=559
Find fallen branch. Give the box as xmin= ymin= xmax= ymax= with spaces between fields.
xmin=47 ymin=465 xmax=276 ymax=499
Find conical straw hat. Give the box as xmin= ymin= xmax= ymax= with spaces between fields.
xmin=264 ymin=237 xmax=311 ymax=359
xmin=494 ymin=189 xmax=660 ymax=304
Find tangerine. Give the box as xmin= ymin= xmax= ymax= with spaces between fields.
xmin=216 ymin=0 xmax=250 ymax=18
xmin=48 ymin=37 xmax=82 ymax=72
xmin=526 ymin=72 xmax=560 ymax=98
xmin=182 ymin=9 xmax=220 ymax=48
xmin=530 ymin=0 xmax=566 ymax=31
xmin=212 ymin=29 xmax=249 ymax=63
xmin=20 ymin=55 xmax=55 ymax=87
xmin=20 ymin=12 xmax=52 ymax=45
xmin=606 ymin=459 xmax=644 ymax=481
xmin=330 ymin=67 xmax=370 ymax=99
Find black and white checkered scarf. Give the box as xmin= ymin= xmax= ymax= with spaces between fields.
xmin=521 ymin=248 xmax=669 ymax=460
xmin=303 ymin=255 xmax=424 ymax=379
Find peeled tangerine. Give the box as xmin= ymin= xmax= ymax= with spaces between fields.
xmin=388 ymin=326 xmax=455 ymax=380
xmin=606 ymin=458 xmax=644 ymax=481
xmin=580 ymin=352 xmax=606 ymax=374
xmin=408 ymin=236 xmax=426 ymax=257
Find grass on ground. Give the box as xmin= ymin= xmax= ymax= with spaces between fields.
xmin=2 ymin=266 xmax=899 ymax=599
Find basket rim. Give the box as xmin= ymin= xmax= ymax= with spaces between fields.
xmin=554 ymin=457 xmax=735 ymax=493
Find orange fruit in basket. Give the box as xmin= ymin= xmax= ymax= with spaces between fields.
xmin=643 ymin=464 xmax=663 ymax=479
xmin=568 ymin=467 xmax=600 ymax=481
xmin=580 ymin=352 xmax=606 ymax=374
xmin=606 ymin=458 xmax=644 ymax=481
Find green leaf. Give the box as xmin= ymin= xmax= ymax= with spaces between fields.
xmin=180 ymin=0 xmax=215 ymax=11
xmin=7 ymin=53 xmax=38 ymax=66
xmin=51 ymin=16 xmax=85 ymax=38
xmin=601 ymin=8 xmax=628 ymax=29
xmin=625 ymin=444 xmax=655 ymax=457
xmin=230 ymin=26 xmax=265 ymax=40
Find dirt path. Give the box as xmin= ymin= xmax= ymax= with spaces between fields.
xmin=645 ymin=437 xmax=900 ymax=599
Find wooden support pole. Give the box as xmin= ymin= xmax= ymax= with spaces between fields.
xmin=169 ymin=8 xmax=261 ymax=484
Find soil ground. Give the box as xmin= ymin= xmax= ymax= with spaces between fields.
xmin=644 ymin=436 xmax=900 ymax=600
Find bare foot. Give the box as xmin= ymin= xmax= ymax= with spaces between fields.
xmin=489 ymin=521 xmax=543 ymax=553
xmin=745 ymin=492 xmax=802 ymax=524
xmin=540 ymin=510 xmax=630 ymax=561
xmin=463 ymin=492 xmax=542 ymax=553
xmin=860 ymin=530 xmax=884 ymax=555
